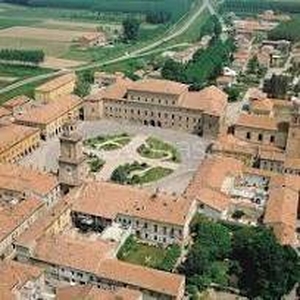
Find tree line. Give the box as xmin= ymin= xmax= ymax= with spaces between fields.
xmin=0 ymin=49 xmax=45 ymax=64
xmin=161 ymin=37 xmax=236 ymax=90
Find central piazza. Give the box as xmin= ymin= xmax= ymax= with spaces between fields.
xmin=21 ymin=119 xmax=210 ymax=194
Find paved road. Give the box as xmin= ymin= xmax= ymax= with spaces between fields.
xmin=0 ymin=0 xmax=213 ymax=95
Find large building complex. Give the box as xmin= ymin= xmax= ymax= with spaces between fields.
xmin=85 ymin=79 xmax=228 ymax=138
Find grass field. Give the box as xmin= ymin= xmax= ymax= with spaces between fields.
xmin=0 ymin=77 xmax=49 ymax=104
xmin=26 ymin=0 xmax=194 ymax=21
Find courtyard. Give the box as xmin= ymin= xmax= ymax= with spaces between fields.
xmin=20 ymin=119 xmax=210 ymax=194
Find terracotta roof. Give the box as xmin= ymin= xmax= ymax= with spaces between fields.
xmin=272 ymin=98 xmax=294 ymax=108
xmin=0 ymin=107 xmax=11 ymax=119
xmin=0 ymin=163 xmax=58 ymax=196
xmin=16 ymin=189 xmax=78 ymax=247
xmin=235 ymin=113 xmax=278 ymax=131
xmin=33 ymin=234 xmax=184 ymax=298
xmin=128 ymin=79 xmax=188 ymax=96
xmin=73 ymin=182 xmax=194 ymax=226
xmin=251 ymin=98 xmax=273 ymax=112
xmin=57 ymin=285 xmax=142 ymax=300
xmin=247 ymin=87 xmax=266 ymax=101
xmin=180 ymin=85 xmax=228 ymax=116
xmin=80 ymin=32 xmax=106 ymax=41
xmin=15 ymin=95 xmax=82 ymax=125
xmin=264 ymin=175 xmax=299 ymax=245
xmin=99 ymin=259 xmax=184 ymax=298
xmin=0 ymin=123 xmax=39 ymax=154
xmin=2 ymin=95 xmax=31 ymax=110
xmin=35 ymin=73 xmax=76 ymax=93
xmin=103 ymin=78 xmax=132 ymax=99
xmin=196 ymin=188 xmax=230 ymax=212
xmin=185 ymin=156 xmax=243 ymax=211
xmin=0 ymin=197 xmax=45 ymax=243
xmin=34 ymin=235 xmax=116 ymax=273
xmin=0 ymin=260 xmax=42 ymax=298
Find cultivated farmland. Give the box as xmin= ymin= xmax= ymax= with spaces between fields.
xmin=0 ymin=26 xmax=95 ymax=42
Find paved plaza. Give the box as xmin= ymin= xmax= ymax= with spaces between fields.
xmin=21 ymin=120 xmax=210 ymax=194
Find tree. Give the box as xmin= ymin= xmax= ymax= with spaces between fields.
xmin=263 ymin=74 xmax=291 ymax=98
xmin=231 ymin=226 xmax=300 ymax=300
xmin=122 ymin=18 xmax=140 ymax=42
xmin=74 ymin=79 xmax=90 ymax=98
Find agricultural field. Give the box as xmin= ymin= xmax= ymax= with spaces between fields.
xmin=18 ymin=0 xmax=194 ymax=21
xmin=221 ymin=0 xmax=300 ymax=15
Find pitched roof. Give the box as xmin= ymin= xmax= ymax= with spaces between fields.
xmin=128 ymin=79 xmax=188 ymax=96
xmin=251 ymin=98 xmax=274 ymax=112
xmin=73 ymin=182 xmax=194 ymax=226
xmin=180 ymin=85 xmax=228 ymax=115
xmin=0 ymin=123 xmax=39 ymax=154
xmin=99 ymin=259 xmax=184 ymax=298
xmin=2 ymin=95 xmax=31 ymax=110
xmin=235 ymin=113 xmax=278 ymax=131
xmin=35 ymin=73 xmax=76 ymax=93
xmin=15 ymin=94 xmax=82 ymax=125
xmin=0 ymin=163 xmax=58 ymax=195
xmin=264 ymin=175 xmax=299 ymax=245
xmin=0 ymin=107 xmax=11 ymax=119
xmin=0 ymin=197 xmax=45 ymax=243
xmin=185 ymin=156 xmax=243 ymax=212
xmin=33 ymin=234 xmax=184 ymax=298
xmin=0 ymin=260 xmax=42 ymax=298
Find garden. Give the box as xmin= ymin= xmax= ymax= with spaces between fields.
xmin=110 ymin=161 xmax=173 ymax=185
xmin=84 ymin=133 xmax=132 ymax=151
xmin=117 ymin=235 xmax=181 ymax=272
xmin=137 ymin=136 xmax=181 ymax=163
xmin=87 ymin=154 xmax=105 ymax=173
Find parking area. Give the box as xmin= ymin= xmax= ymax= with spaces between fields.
xmin=20 ymin=120 xmax=210 ymax=194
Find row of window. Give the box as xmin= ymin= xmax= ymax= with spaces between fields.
xmin=105 ymin=105 xmax=201 ymax=123
xmin=129 ymin=94 xmax=176 ymax=106
xmin=245 ymin=132 xmax=275 ymax=143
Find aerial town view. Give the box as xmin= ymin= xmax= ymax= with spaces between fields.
xmin=0 ymin=0 xmax=300 ymax=299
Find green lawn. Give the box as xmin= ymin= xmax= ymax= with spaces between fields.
xmin=138 ymin=167 xmax=174 ymax=183
xmin=111 ymin=162 xmax=173 ymax=185
xmin=117 ymin=236 xmax=181 ymax=271
xmin=88 ymin=155 xmax=105 ymax=173
xmin=84 ymin=133 xmax=131 ymax=151
xmin=0 ymin=77 xmax=49 ymax=104
xmin=0 ymin=64 xmax=54 ymax=79
xmin=138 ymin=137 xmax=181 ymax=162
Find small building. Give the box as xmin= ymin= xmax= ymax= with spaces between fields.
xmin=2 ymin=95 xmax=31 ymax=116
xmin=78 ymin=32 xmax=107 ymax=48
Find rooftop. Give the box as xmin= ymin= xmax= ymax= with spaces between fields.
xmin=180 ymin=85 xmax=228 ymax=116
xmin=0 ymin=197 xmax=44 ymax=243
xmin=235 ymin=113 xmax=278 ymax=131
xmin=263 ymin=175 xmax=299 ymax=245
xmin=128 ymin=79 xmax=188 ymax=96
xmin=73 ymin=182 xmax=194 ymax=226
xmin=0 ymin=260 xmax=43 ymax=298
xmin=0 ymin=123 xmax=39 ymax=154
xmin=2 ymin=95 xmax=31 ymax=110
xmin=0 ymin=163 xmax=58 ymax=196
xmin=35 ymin=73 xmax=76 ymax=93
xmin=15 ymin=94 xmax=82 ymax=125
xmin=33 ymin=234 xmax=184 ymax=298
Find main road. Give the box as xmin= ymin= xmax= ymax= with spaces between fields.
xmin=0 ymin=0 xmax=215 ymax=95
